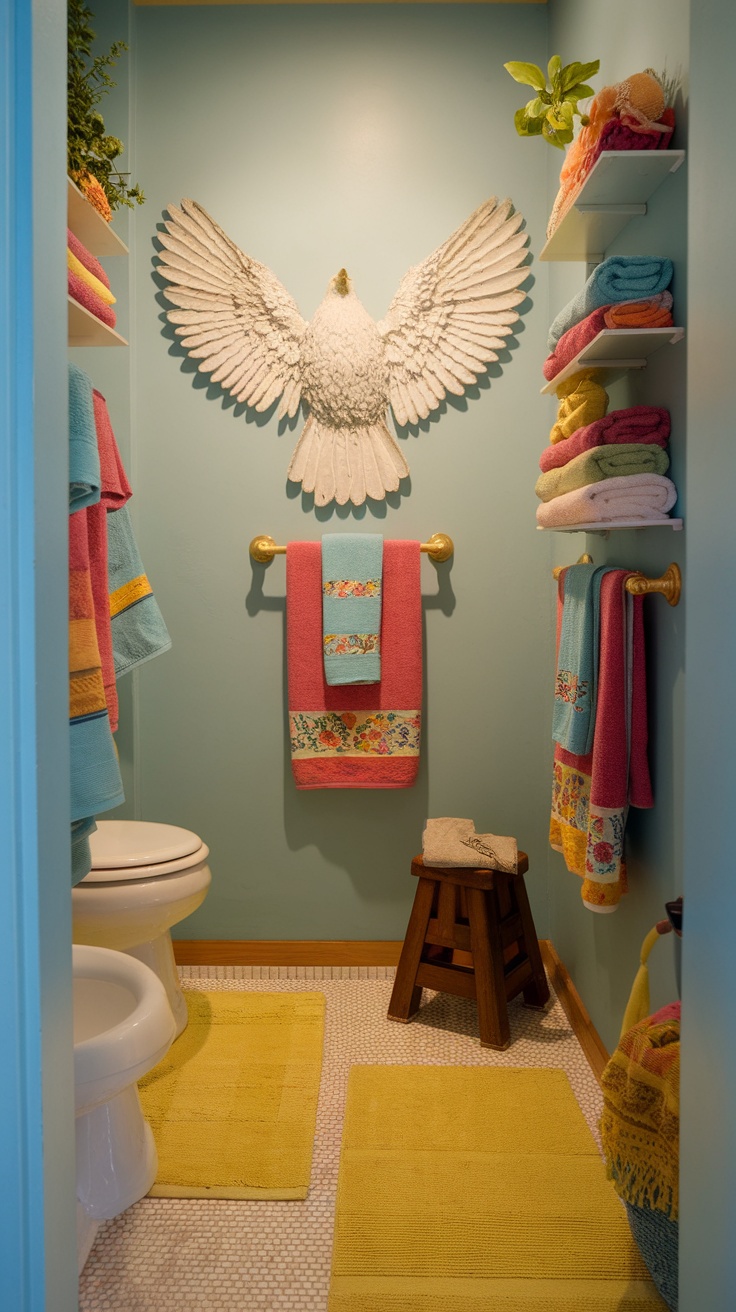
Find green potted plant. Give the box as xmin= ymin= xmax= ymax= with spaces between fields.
xmin=504 ymin=56 xmax=600 ymax=149
xmin=68 ymin=0 xmax=144 ymax=219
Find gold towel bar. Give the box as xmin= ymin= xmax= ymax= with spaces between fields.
xmin=249 ymin=532 xmax=454 ymax=564
xmin=552 ymin=557 xmax=681 ymax=607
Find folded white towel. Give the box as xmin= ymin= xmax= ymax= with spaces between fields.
xmin=422 ymin=817 xmax=518 ymax=874
xmin=536 ymin=473 xmax=677 ymax=528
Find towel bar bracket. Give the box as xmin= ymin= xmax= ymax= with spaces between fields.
xmin=249 ymin=532 xmax=454 ymax=565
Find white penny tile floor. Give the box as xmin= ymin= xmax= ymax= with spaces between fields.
xmin=78 ymin=966 xmax=603 ymax=1312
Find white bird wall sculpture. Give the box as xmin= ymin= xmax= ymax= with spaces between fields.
xmin=158 ymin=197 xmax=530 ymax=507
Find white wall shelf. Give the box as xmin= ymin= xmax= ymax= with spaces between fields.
xmin=538 ymin=519 xmax=683 ymax=533
xmin=540 ymin=326 xmax=684 ymax=394
xmin=68 ymin=297 xmax=128 ymax=348
xmin=67 ymin=178 xmax=128 ymax=256
xmin=540 ymin=150 xmax=686 ymax=263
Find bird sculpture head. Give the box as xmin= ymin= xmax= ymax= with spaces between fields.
xmin=331 ymin=268 xmax=351 ymax=297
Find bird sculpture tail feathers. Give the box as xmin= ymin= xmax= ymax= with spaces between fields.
xmin=287 ymin=416 xmax=409 ymax=507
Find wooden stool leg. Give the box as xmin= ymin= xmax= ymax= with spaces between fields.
xmin=466 ymin=886 xmax=510 ymax=1050
xmin=514 ymin=876 xmax=551 ymax=1009
xmin=387 ymin=877 xmax=436 ymax=1024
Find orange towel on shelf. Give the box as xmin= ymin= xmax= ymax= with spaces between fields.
xmin=549 ymin=568 xmax=652 ymax=911
xmin=287 ymin=540 xmax=422 ymax=789
xmin=604 ymin=292 xmax=674 ymax=330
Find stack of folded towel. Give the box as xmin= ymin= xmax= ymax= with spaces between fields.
xmin=536 ymin=404 xmax=676 ymax=528
xmin=422 ymin=817 xmax=518 ymax=874
xmin=543 ymin=289 xmax=674 ymax=382
xmin=546 ymin=255 xmax=674 ymax=358
xmin=68 ymin=227 xmax=117 ymax=328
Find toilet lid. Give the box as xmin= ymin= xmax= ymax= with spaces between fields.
xmin=87 ymin=820 xmax=204 ymax=879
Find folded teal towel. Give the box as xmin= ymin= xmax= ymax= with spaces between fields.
xmin=547 ymin=256 xmax=674 ymax=350
xmin=321 ymin=533 xmax=383 ymax=686
xmin=107 ymin=505 xmax=172 ymax=676
xmin=69 ymin=363 xmax=101 ymax=511
xmin=552 ymin=564 xmax=614 ymax=755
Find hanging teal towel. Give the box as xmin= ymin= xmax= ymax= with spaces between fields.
xmin=552 ymin=563 xmax=613 ymax=755
xmin=321 ymin=534 xmax=383 ymax=686
xmin=68 ymin=363 xmax=101 ymax=511
xmin=107 ymin=505 xmax=172 ymax=677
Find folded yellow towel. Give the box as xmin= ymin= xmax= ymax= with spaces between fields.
xmin=550 ymin=371 xmax=609 ymax=445
xmin=67 ymin=248 xmax=116 ymax=307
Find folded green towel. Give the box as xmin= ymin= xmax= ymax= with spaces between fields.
xmin=321 ymin=534 xmax=383 ymax=686
xmin=535 ymin=444 xmax=670 ymax=503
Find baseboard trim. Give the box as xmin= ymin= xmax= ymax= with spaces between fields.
xmin=173 ymin=937 xmax=609 ymax=1082
xmin=173 ymin=940 xmax=404 ymax=967
xmin=539 ymin=939 xmax=609 ymax=1084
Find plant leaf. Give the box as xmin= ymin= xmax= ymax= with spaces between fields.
xmin=514 ymin=106 xmax=545 ymax=136
xmin=504 ymin=61 xmax=547 ymax=91
xmin=542 ymin=118 xmax=566 ymax=149
xmin=564 ymin=83 xmax=596 ymax=105
xmin=525 ymin=96 xmax=546 ymax=117
xmin=546 ymin=101 xmax=574 ymax=132
xmin=547 ymin=55 xmax=562 ymax=93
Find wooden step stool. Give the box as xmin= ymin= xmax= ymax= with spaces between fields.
xmin=387 ymin=853 xmax=550 ymax=1049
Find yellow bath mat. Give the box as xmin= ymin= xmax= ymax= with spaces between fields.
xmin=139 ymin=990 xmax=325 ymax=1199
xmin=328 ymin=1066 xmax=667 ymax=1310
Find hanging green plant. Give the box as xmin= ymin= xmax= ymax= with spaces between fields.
xmin=68 ymin=0 xmax=144 ymax=217
xmin=504 ymin=56 xmax=600 ymax=149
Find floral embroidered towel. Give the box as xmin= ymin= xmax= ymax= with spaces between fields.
xmin=287 ymin=540 xmax=421 ymax=790
xmin=552 ymin=564 xmax=613 ymax=756
xmin=322 ymin=534 xmax=382 ymax=686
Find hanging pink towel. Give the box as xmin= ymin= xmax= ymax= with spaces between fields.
xmin=549 ymin=568 xmax=653 ymax=911
xmin=287 ymin=540 xmax=421 ymax=789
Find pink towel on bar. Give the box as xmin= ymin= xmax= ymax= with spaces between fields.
xmin=539 ymin=406 xmax=671 ymax=473
xmin=93 ymin=390 xmax=132 ymax=510
xmin=550 ymin=569 xmax=652 ymax=911
xmin=543 ymin=293 xmax=674 ymax=382
xmin=68 ymin=269 xmax=117 ymax=328
xmin=287 ymin=540 xmax=422 ymax=789
xmin=67 ymin=228 xmax=111 ymax=289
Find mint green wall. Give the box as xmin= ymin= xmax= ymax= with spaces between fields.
xmin=125 ymin=3 xmax=556 ymax=942
xmin=546 ymin=0 xmax=689 ymax=1053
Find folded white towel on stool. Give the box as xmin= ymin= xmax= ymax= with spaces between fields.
xmin=422 ymin=817 xmax=518 ymax=874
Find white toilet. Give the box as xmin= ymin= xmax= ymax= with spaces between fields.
xmin=72 ymin=820 xmax=211 ymax=1038
xmin=73 ymin=943 xmax=176 ymax=1272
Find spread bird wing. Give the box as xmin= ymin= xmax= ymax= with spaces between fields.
xmin=377 ymin=198 xmax=530 ymax=427
xmin=158 ymin=199 xmax=307 ymax=418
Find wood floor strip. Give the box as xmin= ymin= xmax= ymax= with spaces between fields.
xmin=173 ymin=938 xmax=610 ymax=1082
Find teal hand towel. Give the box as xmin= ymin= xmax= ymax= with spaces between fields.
xmin=107 ymin=505 xmax=172 ymax=677
xmin=552 ymin=564 xmax=613 ymax=755
xmin=69 ymin=363 xmax=101 ymax=511
xmin=322 ymin=534 xmax=383 ymax=686
xmin=547 ymin=256 xmax=674 ymax=350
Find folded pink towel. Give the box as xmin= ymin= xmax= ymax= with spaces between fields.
xmin=536 ymin=473 xmax=677 ymax=527
xmin=539 ymin=406 xmax=671 ymax=473
xmin=68 ymin=269 xmax=117 ymax=328
xmin=67 ymin=227 xmax=111 ymax=290
xmin=287 ymin=540 xmax=422 ymax=789
xmin=543 ymin=293 xmax=674 ymax=382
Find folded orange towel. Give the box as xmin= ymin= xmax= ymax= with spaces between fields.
xmin=604 ymin=293 xmax=674 ymax=329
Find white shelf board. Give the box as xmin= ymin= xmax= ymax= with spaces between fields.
xmin=541 ymin=327 xmax=684 ymax=394
xmin=68 ymin=297 xmax=128 ymax=348
xmin=67 ymin=178 xmax=128 ymax=256
xmin=538 ymin=519 xmax=683 ymax=533
xmin=540 ymin=150 xmax=686 ymax=262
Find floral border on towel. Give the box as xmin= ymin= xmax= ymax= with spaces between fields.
xmin=551 ymin=759 xmax=590 ymax=833
xmin=554 ymin=668 xmax=589 ymax=712
xmin=322 ymin=579 xmax=381 ymax=598
xmin=290 ymin=710 xmax=420 ymax=758
xmin=323 ymin=633 xmax=380 ymax=657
